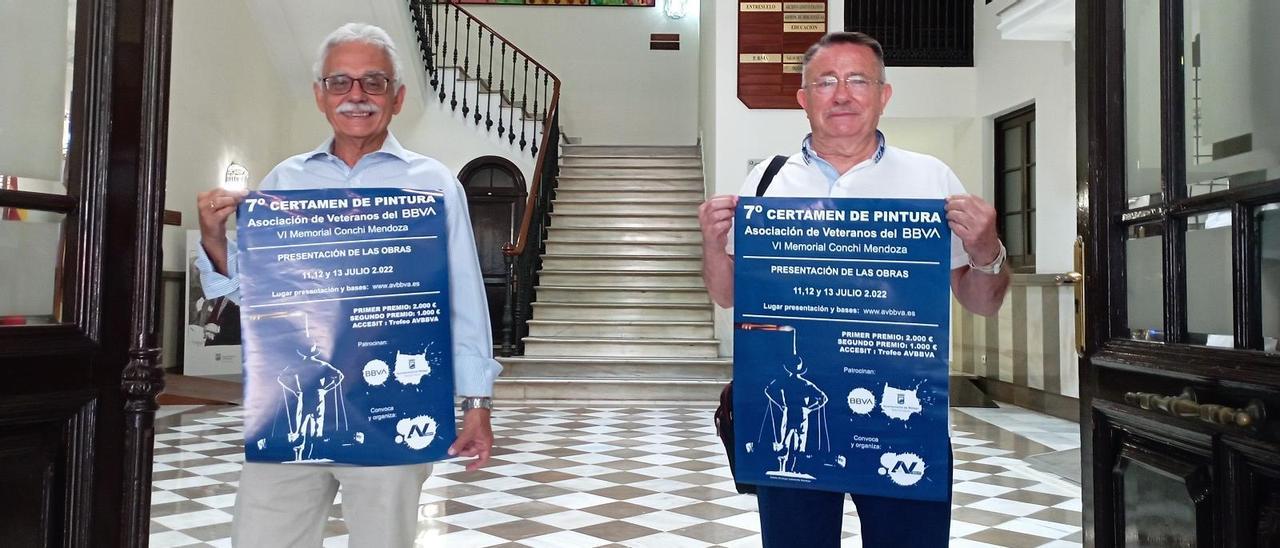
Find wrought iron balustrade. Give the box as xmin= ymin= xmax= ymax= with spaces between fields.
xmin=406 ymin=0 xmax=561 ymax=356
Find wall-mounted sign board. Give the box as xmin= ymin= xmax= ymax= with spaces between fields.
xmin=738 ymin=0 xmax=827 ymax=109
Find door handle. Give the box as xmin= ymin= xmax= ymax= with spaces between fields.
xmin=1125 ymin=388 xmax=1266 ymax=428
xmin=1054 ymin=272 xmax=1082 ymax=284
xmin=1071 ymin=237 xmax=1085 ymax=354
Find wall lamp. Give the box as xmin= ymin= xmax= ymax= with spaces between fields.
xmin=663 ymin=0 xmax=688 ymax=19
xmin=222 ymin=162 xmax=248 ymax=191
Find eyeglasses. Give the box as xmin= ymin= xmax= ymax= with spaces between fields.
xmin=804 ymin=74 xmax=883 ymax=95
xmin=319 ymin=74 xmax=395 ymax=95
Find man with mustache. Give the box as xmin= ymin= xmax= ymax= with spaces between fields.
xmin=194 ymin=23 xmax=500 ymax=547
xmin=698 ymin=32 xmax=1010 ymax=547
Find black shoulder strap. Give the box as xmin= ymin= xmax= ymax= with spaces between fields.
xmin=755 ymin=155 xmax=788 ymax=197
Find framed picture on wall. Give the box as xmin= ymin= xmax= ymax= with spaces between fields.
xmin=184 ymin=229 xmax=243 ymax=377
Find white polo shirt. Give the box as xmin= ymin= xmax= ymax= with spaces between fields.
xmin=728 ymin=133 xmax=971 ymax=270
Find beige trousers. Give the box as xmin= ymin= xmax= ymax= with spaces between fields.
xmin=232 ymin=461 xmax=433 ymax=547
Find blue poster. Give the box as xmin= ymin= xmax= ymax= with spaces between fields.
xmin=733 ymin=197 xmax=952 ymax=501
xmin=236 ymin=188 xmax=455 ymax=465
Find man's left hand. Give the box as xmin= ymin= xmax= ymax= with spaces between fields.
xmin=448 ymin=408 xmax=493 ymax=472
xmin=945 ymin=194 xmax=1001 ymax=265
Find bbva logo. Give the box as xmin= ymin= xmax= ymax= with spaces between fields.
xmin=878 ymin=452 xmax=926 ymax=486
xmin=846 ymin=387 xmax=875 ymax=415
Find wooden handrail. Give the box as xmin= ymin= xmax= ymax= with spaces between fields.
xmin=0 ymin=189 xmax=77 ymax=213
xmin=504 ymin=92 xmax=558 ymax=257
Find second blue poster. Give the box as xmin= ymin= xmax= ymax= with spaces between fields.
xmin=733 ymin=197 xmax=952 ymax=501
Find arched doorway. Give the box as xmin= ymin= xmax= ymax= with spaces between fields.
xmin=458 ymin=156 xmax=527 ymax=344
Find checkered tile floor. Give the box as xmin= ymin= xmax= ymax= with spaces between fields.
xmin=149 ymin=404 xmax=1082 ymax=547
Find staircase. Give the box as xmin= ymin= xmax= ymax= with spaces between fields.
xmin=409 ymin=0 xmax=557 ymax=159
xmin=496 ymin=145 xmax=731 ymax=401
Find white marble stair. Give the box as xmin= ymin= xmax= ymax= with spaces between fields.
xmin=546 ymin=227 xmax=703 ymax=244
xmin=496 ymin=144 xmax=728 ymax=401
xmin=529 ymin=302 xmax=711 ymax=322
xmin=527 ymin=319 xmax=713 ymax=339
xmin=549 ymin=212 xmax=699 ymax=229
xmin=556 ymin=177 xmax=704 ymax=192
xmin=554 ymin=189 xmax=706 ymax=202
xmin=535 ymin=269 xmax=704 ymax=288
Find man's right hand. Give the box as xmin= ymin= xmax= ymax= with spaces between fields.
xmin=698 ymin=194 xmax=739 ymax=253
xmin=698 ymin=194 xmax=739 ymax=308
xmin=196 ymin=187 xmax=247 ymax=275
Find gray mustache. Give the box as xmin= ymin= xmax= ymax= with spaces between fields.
xmin=337 ymin=102 xmax=380 ymax=114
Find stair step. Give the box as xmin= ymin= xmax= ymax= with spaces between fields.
xmin=522 ymin=337 xmax=719 ymax=358
xmin=540 ymin=253 xmax=702 ymax=271
xmin=428 ymin=72 xmax=540 ymax=114
xmin=494 ymin=377 xmax=725 ymax=401
xmin=526 ymin=319 xmax=714 ymax=339
xmin=554 ymin=189 xmax=705 ymax=202
xmin=535 ymin=285 xmax=710 ymax=304
xmin=561 ymin=145 xmax=700 ymax=157
xmin=552 ymin=200 xmax=700 ymax=216
xmin=555 ymin=177 xmax=705 ymax=192
xmin=560 ymin=156 xmax=703 ymax=168
xmin=542 ymin=240 xmax=702 ymax=256
xmin=531 ymin=302 xmax=712 ymax=321
xmin=498 ymin=356 xmax=730 ymax=379
xmin=560 ymin=166 xmax=704 ymax=178
xmin=550 ymin=212 xmax=699 ymax=229
xmin=552 ymin=197 xmax=704 ymax=205
xmin=545 ymin=227 xmax=702 ymax=244
xmin=537 ymin=269 xmax=705 ymax=288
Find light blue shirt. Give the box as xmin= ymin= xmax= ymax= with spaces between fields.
xmin=195 ymin=133 xmax=502 ymax=397
xmin=800 ymin=130 xmax=887 ymax=186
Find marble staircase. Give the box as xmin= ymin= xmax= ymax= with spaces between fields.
xmin=495 ymin=144 xmax=730 ymax=401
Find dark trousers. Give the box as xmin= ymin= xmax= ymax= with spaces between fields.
xmin=755 ymin=453 xmax=953 ymax=547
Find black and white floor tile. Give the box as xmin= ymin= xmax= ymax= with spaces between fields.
xmin=148 ymin=403 xmax=1082 ymax=547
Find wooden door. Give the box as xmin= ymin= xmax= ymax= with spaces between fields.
xmin=0 ymin=0 xmax=172 ymax=545
xmin=459 ymin=156 xmax=526 ymax=343
xmin=1078 ymin=0 xmax=1280 ymax=545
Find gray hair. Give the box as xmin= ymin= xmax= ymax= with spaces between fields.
xmin=313 ymin=23 xmax=405 ymax=91
xmin=801 ymin=32 xmax=886 ymax=82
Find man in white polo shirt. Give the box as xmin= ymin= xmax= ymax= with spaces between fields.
xmin=698 ymin=31 xmax=1010 ymax=547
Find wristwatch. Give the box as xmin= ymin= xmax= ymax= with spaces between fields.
xmin=460 ymin=396 xmax=493 ymax=412
xmin=968 ymin=242 xmax=1007 ymax=275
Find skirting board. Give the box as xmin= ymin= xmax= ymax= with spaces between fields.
xmin=972 ymin=377 xmax=1080 ymax=422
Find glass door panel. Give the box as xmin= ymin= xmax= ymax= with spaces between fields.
xmin=1124 ymin=0 xmax=1164 ymax=208
xmin=1259 ymin=203 xmax=1280 ymax=353
xmin=1183 ymin=0 xmax=1280 ymax=197
xmin=1126 ymin=223 xmax=1164 ymax=341
xmin=0 ymin=0 xmax=74 ymax=196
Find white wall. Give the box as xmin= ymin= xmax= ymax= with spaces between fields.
xmin=165 ymin=0 xmax=296 ymax=273
xmin=973 ymin=1 xmax=1077 ymax=274
xmin=464 ymin=4 xmax=700 ymax=145
xmin=698 ymin=0 xmax=717 ymax=189
xmin=164 ymin=0 xmax=299 ymax=374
